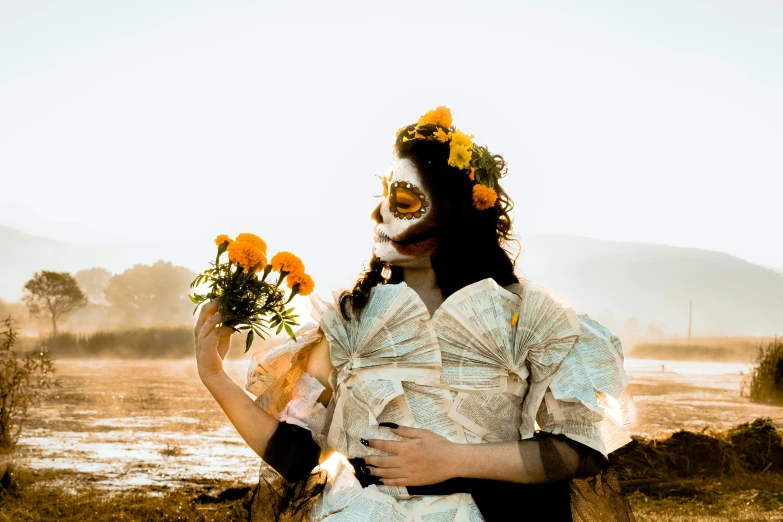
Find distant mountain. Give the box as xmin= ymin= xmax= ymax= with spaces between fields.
xmin=771 ymin=265 xmax=783 ymax=276
xmin=1 ymin=226 xmax=782 ymax=336
xmin=0 ymin=226 xmax=210 ymax=302
xmin=515 ymin=234 xmax=783 ymax=337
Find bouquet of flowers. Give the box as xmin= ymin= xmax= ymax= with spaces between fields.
xmin=189 ymin=233 xmax=314 ymax=352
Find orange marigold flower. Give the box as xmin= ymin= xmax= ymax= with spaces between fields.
xmin=433 ymin=128 xmax=450 ymax=142
xmin=214 ymin=234 xmax=233 ymax=246
xmin=227 ymin=241 xmax=267 ymax=272
xmin=271 ymin=251 xmax=305 ymax=274
xmin=472 ymin=185 xmax=498 ymax=210
xmin=469 ymin=168 xmax=475 ymax=181
xmin=414 ymin=132 xmax=427 ymax=140
xmin=448 ymin=144 xmax=472 ymax=170
xmin=235 ymin=233 xmax=267 ymax=254
xmin=287 ymin=271 xmax=315 ymax=296
xmin=417 ymin=106 xmax=453 ymax=128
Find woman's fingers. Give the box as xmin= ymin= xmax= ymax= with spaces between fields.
xmin=377 ymin=478 xmax=406 ymax=486
xmin=366 ymin=439 xmax=405 ymax=454
xmin=214 ymin=326 xmax=233 ymax=359
xmin=195 ymin=299 xmax=220 ymax=334
xmin=197 ymin=313 xmax=224 ymax=343
xmin=363 ymin=455 xmax=397 ymax=468
xmin=365 ymin=466 xmax=404 ymax=479
xmin=382 ymin=425 xmax=422 ymax=439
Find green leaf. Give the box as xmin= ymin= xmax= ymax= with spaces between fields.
xmin=245 ymin=329 xmax=254 ymax=352
xmin=275 ymin=323 xmax=284 ymax=335
xmin=284 ymin=323 xmax=295 ymax=340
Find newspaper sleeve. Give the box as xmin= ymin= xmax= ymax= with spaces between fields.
xmin=548 ymin=315 xmax=628 ymax=412
xmin=540 ymin=392 xmax=631 ymax=456
xmin=246 ymin=322 xmax=324 ymax=417
xmin=278 ymin=372 xmax=329 ymax=444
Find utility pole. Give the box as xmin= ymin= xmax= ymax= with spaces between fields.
xmin=687 ymin=301 xmax=692 ymax=344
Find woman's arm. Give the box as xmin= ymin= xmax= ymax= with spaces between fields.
xmin=365 ymin=424 xmax=605 ymax=487
xmin=195 ymin=299 xmax=279 ymax=457
xmin=201 ymin=370 xmax=279 ymax=456
xmin=196 ymin=299 xmax=334 ymax=480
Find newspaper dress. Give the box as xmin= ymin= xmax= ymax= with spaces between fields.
xmin=246 ymin=278 xmax=633 ymax=521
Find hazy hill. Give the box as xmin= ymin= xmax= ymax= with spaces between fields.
xmin=516 ymin=234 xmax=783 ymax=337
xmin=1 ymin=226 xmax=782 ymax=336
xmin=0 ymin=226 xmax=211 ymax=302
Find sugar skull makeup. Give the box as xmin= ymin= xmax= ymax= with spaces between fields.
xmin=388 ymin=180 xmax=430 ymax=220
xmin=372 ymin=157 xmax=439 ymax=267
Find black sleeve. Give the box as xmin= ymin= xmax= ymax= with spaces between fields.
xmin=406 ymin=434 xmax=608 ymax=521
xmin=262 ymin=422 xmax=321 ymax=483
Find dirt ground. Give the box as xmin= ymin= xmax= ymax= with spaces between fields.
xmin=1 ymin=358 xmax=782 ymax=520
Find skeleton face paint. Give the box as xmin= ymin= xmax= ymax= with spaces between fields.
xmin=372 ymin=157 xmax=438 ymax=267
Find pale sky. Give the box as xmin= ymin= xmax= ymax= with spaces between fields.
xmin=1 ymin=0 xmax=782 ymax=290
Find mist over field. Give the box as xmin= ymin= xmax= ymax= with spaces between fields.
xmin=2 ymin=225 xmax=782 ymax=340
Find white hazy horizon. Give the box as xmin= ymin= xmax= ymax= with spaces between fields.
xmin=1 ymin=0 xmax=781 ymax=276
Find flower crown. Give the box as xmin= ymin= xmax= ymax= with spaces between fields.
xmin=394 ymin=106 xmax=504 ymax=210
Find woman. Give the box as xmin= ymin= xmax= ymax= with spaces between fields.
xmin=195 ymin=107 xmax=636 ymax=521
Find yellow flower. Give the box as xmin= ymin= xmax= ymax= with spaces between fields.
xmin=271 ymin=252 xmax=305 ymax=274
xmin=235 ymin=233 xmax=267 ymax=254
xmin=433 ymin=128 xmax=450 ymax=142
xmin=448 ymin=144 xmax=472 ymax=170
xmin=414 ymin=132 xmax=427 ymax=140
xmin=472 ymin=185 xmax=498 ymax=210
xmin=227 ymin=241 xmax=267 ymax=272
xmin=417 ymin=106 xmax=453 ymax=128
xmin=511 ymin=312 xmax=519 ymax=327
xmin=214 ymin=234 xmax=233 ymax=246
xmin=287 ymin=271 xmax=315 ymax=296
xmin=449 ymin=129 xmax=473 ymax=149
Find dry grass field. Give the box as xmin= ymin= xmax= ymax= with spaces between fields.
xmin=0 ymin=357 xmax=782 ymax=521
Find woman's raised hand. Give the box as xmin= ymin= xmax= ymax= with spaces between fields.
xmin=194 ymin=299 xmax=235 ymax=382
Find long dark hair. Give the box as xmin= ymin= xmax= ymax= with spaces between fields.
xmin=343 ymin=125 xmax=519 ymax=316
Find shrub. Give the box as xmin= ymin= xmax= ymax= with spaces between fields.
xmin=0 ymin=317 xmax=58 ymax=449
xmin=746 ymin=337 xmax=783 ymax=404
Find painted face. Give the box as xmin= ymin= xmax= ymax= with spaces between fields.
xmin=372 ymin=157 xmax=439 ymax=267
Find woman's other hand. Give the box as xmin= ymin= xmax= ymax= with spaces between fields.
xmin=364 ymin=425 xmax=460 ymax=486
xmin=194 ymin=299 xmax=235 ymax=382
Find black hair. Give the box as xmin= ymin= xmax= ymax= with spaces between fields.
xmin=342 ymin=124 xmax=519 ymax=317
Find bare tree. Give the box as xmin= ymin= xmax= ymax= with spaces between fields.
xmin=22 ymin=271 xmax=87 ymax=335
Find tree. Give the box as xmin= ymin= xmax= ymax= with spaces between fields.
xmin=22 ymin=271 xmax=87 ymax=335
xmin=104 ymin=260 xmax=196 ymax=325
xmin=0 ymin=317 xmax=58 ymax=448
xmin=74 ymin=267 xmax=112 ymax=304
